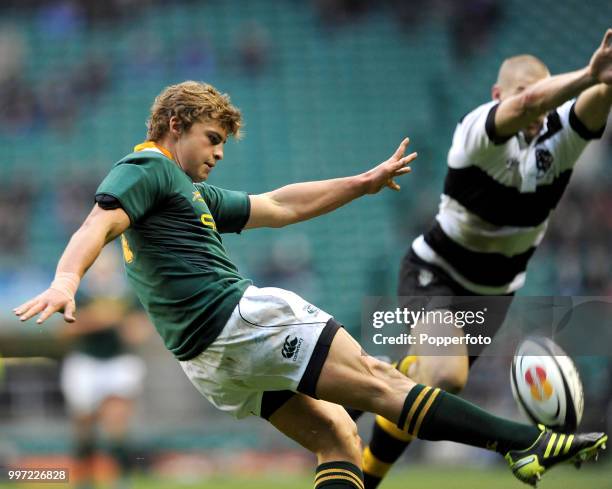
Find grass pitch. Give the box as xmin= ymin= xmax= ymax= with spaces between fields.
xmin=11 ymin=464 xmax=608 ymax=489
xmin=7 ymin=464 xmax=611 ymax=489
xmin=147 ymin=466 xmax=610 ymax=489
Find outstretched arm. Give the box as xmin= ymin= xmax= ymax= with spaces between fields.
xmin=494 ymin=29 xmax=612 ymax=139
xmin=574 ymin=30 xmax=612 ymax=132
xmin=14 ymin=205 xmax=130 ymax=324
xmin=245 ymin=138 xmax=417 ymax=229
xmin=574 ymin=83 xmax=612 ymax=133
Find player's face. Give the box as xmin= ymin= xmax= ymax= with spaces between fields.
xmin=501 ymin=73 xmax=549 ymax=141
xmin=176 ymin=119 xmax=227 ymax=182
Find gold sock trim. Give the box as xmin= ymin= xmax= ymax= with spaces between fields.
xmin=362 ymin=446 xmax=391 ymax=479
xmin=412 ymin=387 xmax=441 ymax=437
xmin=397 ymin=355 xmax=417 ymax=376
xmin=402 ymin=386 xmax=431 ymax=432
xmin=315 ymin=475 xmax=363 ymax=489
xmin=315 ymin=468 xmax=364 ymax=489
xmin=376 ymin=415 xmax=414 ymax=442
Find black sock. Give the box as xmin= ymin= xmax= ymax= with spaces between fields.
xmin=315 ymin=461 xmax=364 ymax=489
xmin=362 ymin=416 xmax=413 ymax=489
xmin=398 ymin=384 xmax=540 ymax=454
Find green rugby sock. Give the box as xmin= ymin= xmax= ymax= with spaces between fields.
xmin=398 ymin=384 xmax=540 ymax=454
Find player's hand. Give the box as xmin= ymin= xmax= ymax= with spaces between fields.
xmin=13 ymin=289 xmax=76 ymax=325
xmin=588 ymin=29 xmax=612 ymax=85
xmin=363 ymin=137 xmax=417 ymax=194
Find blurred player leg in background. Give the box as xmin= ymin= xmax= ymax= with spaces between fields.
xmin=60 ymin=247 xmax=149 ymax=489
xmin=61 ymin=353 xmax=144 ymax=489
xmin=361 ymin=255 xmax=513 ymax=488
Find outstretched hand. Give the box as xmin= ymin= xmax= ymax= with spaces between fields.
xmin=364 ymin=137 xmax=418 ymax=194
xmin=14 ymin=288 xmax=76 ymax=325
xmin=589 ymin=29 xmax=612 ymax=85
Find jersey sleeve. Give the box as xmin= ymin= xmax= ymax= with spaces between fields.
xmin=546 ymin=100 xmax=599 ymax=172
xmin=95 ymin=160 xmax=172 ymax=224
xmin=448 ymin=101 xmax=506 ymax=169
xmin=566 ymin=99 xmax=607 ymax=141
xmin=196 ymin=183 xmax=251 ymax=234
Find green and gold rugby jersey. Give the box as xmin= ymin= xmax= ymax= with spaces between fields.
xmin=96 ymin=142 xmax=251 ymax=360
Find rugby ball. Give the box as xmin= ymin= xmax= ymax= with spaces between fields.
xmin=510 ymin=336 xmax=584 ymax=431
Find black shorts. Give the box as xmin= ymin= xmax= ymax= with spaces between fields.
xmin=398 ymin=248 xmax=513 ymax=365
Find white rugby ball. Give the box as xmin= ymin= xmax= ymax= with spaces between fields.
xmin=510 ymin=336 xmax=584 ymax=431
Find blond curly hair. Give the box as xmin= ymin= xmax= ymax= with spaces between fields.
xmin=146 ymin=81 xmax=242 ymax=140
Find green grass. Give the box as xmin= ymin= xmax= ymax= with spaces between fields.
xmin=135 ymin=466 xmax=611 ymax=489
xmin=6 ymin=465 xmax=611 ymax=489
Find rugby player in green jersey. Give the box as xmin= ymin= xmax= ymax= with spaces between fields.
xmin=15 ymin=81 xmax=607 ymax=488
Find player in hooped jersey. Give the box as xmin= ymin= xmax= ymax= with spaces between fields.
xmin=14 ymin=64 xmax=609 ymax=488
xmin=359 ymin=29 xmax=612 ymax=489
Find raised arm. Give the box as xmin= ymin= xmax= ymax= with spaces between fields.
xmin=493 ymin=29 xmax=612 ymax=139
xmin=574 ymin=30 xmax=612 ymax=133
xmin=14 ymin=205 xmax=130 ymax=324
xmin=245 ymin=138 xmax=417 ymax=229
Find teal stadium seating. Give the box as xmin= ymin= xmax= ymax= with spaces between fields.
xmin=1 ymin=0 xmax=611 ymax=328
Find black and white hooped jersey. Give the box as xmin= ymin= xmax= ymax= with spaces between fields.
xmin=412 ymin=99 xmax=605 ymax=294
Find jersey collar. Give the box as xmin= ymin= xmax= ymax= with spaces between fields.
xmin=134 ymin=141 xmax=174 ymax=160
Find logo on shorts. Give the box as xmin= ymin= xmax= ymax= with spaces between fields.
xmin=304 ymin=304 xmax=318 ymax=315
xmin=282 ymin=335 xmax=303 ymax=361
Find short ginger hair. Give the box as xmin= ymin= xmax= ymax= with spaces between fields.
xmin=146 ymin=81 xmax=242 ymax=141
xmin=496 ymin=55 xmax=550 ymax=91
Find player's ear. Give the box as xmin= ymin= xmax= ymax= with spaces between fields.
xmin=169 ymin=116 xmax=183 ymax=136
xmin=491 ymin=84 xmax=502 ymax=102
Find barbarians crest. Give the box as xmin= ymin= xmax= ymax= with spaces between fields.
xmin=535 ymin=148 xmax=554 ymax=178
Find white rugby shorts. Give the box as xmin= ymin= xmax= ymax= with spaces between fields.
xmin=61 ymin=352 xmax=145 ymax=415
xmin=179 ymin=285 xmax=342 ymax=419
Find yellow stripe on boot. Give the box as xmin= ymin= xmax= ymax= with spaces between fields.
xmin=544 ymin=433 xmax=558 ymax=458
